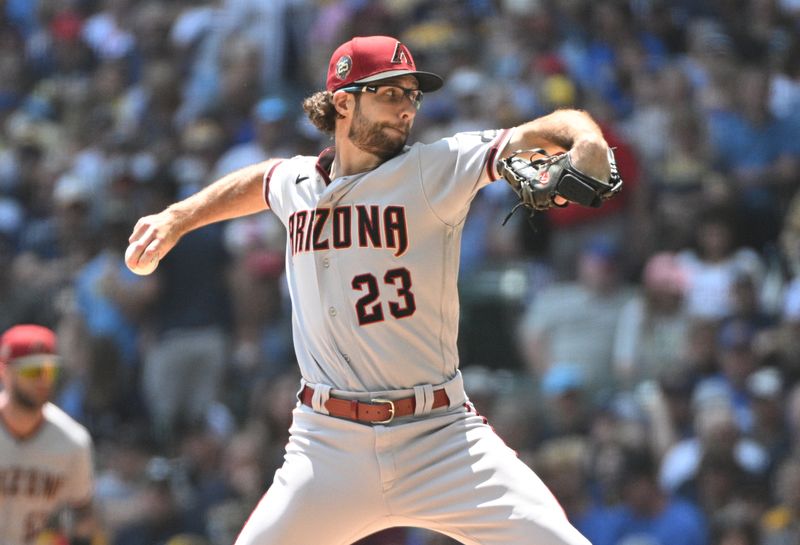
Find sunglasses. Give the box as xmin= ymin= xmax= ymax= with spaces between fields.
xmin=340 ymin=84 xmax=424 ymax=110
xmin=14 ymin=362 xmax=60 ymax=381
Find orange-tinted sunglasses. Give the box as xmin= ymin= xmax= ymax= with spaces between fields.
xmin=14 ymin=362 xmax=60 ymax=381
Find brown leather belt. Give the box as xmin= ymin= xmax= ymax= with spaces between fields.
xmin=300 ymin=385 xmax=450 ymax=424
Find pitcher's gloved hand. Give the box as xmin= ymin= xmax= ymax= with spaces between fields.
xmin=496 ymin=147 xmax=623 ymax=223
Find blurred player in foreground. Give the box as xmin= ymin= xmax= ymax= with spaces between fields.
xmin=0 ymin=324 xmax=98 ymax=545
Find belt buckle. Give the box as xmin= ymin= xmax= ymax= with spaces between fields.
xmin=370 ymin=398 xmax=395 ymax=424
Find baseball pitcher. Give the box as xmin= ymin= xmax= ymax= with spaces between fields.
xmin=126 ymin=35 xmax=621 ymax=545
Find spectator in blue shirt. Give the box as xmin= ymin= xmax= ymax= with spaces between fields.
xmin=609 ymin=449 xmax=708 ymax=545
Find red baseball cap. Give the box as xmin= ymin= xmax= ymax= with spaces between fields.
xmin=0 ymin=324 xmax=58 ymax=366
xmin=326 ymin=36 xmax=444 ymax=93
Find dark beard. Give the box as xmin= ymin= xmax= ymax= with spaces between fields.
xmin=11 ymin=386 xmax=45 ymax=411
xmin=348 ymin=100 xmax=407 ymax=162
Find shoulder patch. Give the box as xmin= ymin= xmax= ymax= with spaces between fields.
xmin=263 ymin=160 xmax=284 ymax=209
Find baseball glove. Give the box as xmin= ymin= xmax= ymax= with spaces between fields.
xmin=496 ymin=147 xmax=623 ymax=224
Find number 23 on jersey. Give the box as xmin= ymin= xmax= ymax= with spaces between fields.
xmin=352 ymin=267 xmax=416 ymax=325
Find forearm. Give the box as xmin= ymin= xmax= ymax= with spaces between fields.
xmin=516 ymin=109 xmax=605 ymax=149
xmin=166 ymin=159 xmax=274 ymax=236
xmin=505 ymin=109 xmax=611 ymax=181
xmin=126 ymin=159 xmax=276 ymax=271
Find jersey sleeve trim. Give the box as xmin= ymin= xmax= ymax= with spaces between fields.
xmin=315 ymin=146 xmax=335 ymax=186
xmin=484 ymin=128 xmax=514 ymax=181
xmin=262 ymin=160 xmax=284 ymax=209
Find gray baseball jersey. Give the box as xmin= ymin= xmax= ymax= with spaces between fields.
xmin=264 ymin=129 xmax=513 ymax=392
xmin=237 ymin=129 xmax=595 ymax=545
xmin=0 ymin=403 xmax=94 ymax=545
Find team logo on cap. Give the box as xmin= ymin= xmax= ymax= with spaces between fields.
xmin=335 ymin=55 xmax=352 ymax=80
xmin=391 ymin=42 xmax=408 ymax=64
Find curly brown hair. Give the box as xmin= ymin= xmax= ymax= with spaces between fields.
xmin=302 ymin=91 xmax=342 ymax=135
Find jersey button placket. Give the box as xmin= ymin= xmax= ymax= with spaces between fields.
xmin=315 ymin=237 xmax=357 ymax=366
xmin=317 ymin=252 xmax=339 ymax=320
xmin=319 ymin=253 xmax=334 ymax=315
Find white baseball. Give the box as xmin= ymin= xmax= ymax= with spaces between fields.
xmin=125 ymin=243 xmax=159 ymax=276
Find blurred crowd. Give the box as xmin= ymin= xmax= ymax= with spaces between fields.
xmin=2 ymin=0 xmax=800 ymax=544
